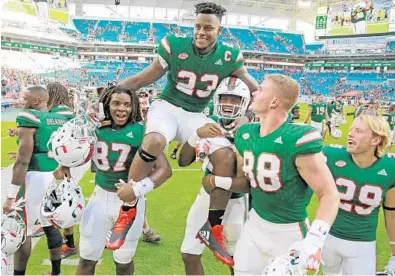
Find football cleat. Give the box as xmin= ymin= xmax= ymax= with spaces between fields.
xmin=61 ymin=245 xmax=78 ymax=259
xmin=196 ymin=220 xmax=234 ymax=267
xmin=143 ymin=229 xmax=162 ymax=243
xmin=106 ymin=204 xmax=138 ymax=250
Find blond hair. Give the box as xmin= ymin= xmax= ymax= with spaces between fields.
xmin=266 ymin=74 xmax=300 ymax=111
xmin=358 ymin=115 xmax=391 ymax=157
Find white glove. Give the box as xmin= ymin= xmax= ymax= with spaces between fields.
xmin=288 ymin=220 xmax=330 ymax=272
xmin=385 ymin=256 xmax=395 ymax=276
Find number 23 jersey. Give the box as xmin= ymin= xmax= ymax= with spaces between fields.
xmin=323 ymin=146 xmax=395 ymax=242
xmin=92 ymin=122 xmax=145 ymax=190
xmin=157 ymin=35 xmax=243 ymax=113
xmin=235 ymin=122 xmax=323 ymax=224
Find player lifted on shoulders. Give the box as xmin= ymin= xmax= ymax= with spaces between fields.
xmin=321 ymin=115 xmax=395 ymax=275
xmin=108 ymin=2 xmax=258 ymax=250
xmin=202 ymin=75 xmax=339 ymax=274
xmin=179 ymin=77 xmax=250 ymax=270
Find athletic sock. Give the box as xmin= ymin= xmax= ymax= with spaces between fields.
xmin=51 ymin=259 xmax=61 ymax=275
xmin=208 ymin=209 xmax=225 ymax=226
xmin=65 ymin=234 xmax=75 ymax=248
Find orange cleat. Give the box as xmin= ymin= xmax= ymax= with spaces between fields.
xmin=106 ymin=204 xmax=137 ymax=250
xmin=196 ymin=220 xmax=234 ymax=267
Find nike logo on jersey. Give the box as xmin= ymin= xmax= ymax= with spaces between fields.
xmin=127 ymin=132 xmax=134 ymax=139
xmin=215 ymin=59 xmax=223 ymax=65
xmin=274 ymin=136 xmax=283 ymax=144
xmin=198 ymin=230 xmax=210 ymax=245
xmin=377 ymin=169 xmax=387 ymax=176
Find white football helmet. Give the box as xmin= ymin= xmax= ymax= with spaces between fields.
xmin=263 ymin=251 xmax=307 ymax=276
xmin=331 ymin=128 xmax=342 ymax=139
xmin=213 ymin=77 xmax=250 ymax=125
xmin=41 ymin=179 xmax=85 ymax=229
xmin=1 ymin=199 xmax=26 ymax=257
xmin=48 ymin=114 xmax=97 ymax=168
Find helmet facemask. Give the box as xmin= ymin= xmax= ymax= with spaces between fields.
xmin=214 ymin=94 xmax=248 ymax=128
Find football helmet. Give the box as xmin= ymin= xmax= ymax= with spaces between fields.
xmin=331 ymin=128 xmax=342 ymax=139
xmin=263 ymin=251 xmax=307 ymax=276
xmin=48 ymin=114 xmax=97 ymax=168
xmin=1 ymin=199 xmax=26 ymax=256
xmin=41 ymin=179 xmax=85 ymax=229
xmin=213 ymin=77 xmax=250 ymax=126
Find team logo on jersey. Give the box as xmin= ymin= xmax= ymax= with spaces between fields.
xmin=242 ymin=133 xmax=250 ymax=140
xmin=335 ymin=160 xmax=346 ymax=167
xmin=377 ymin=169 xmax=387 ymax=176
xmin=178 ymin=53 xmax=188 ymax=60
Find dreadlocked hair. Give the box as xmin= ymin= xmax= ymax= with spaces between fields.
xmin=47 ymin=82 xmax=72 ymax=109
xmin=99 ymin=85 xmax=142 ymax=124
xmin=194 ymin=2 xmax=227 ymax=19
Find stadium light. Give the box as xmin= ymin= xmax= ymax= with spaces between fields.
xmin=297 ymin=0 xmax=312 ymax=8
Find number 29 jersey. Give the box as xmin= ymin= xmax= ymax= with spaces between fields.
xmin=157 ymin=35 xmax=243 ymax=113
xmin=92 ymin=122 xmax=145 ymax=190
xmin=235 ymin=122 xmax=323 ymax=224
xmin=323 ymin=146 xmax=395 ymax=242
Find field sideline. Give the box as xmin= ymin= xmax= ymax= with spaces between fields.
xmin=1 ymin=103 xmax=393 ymax=275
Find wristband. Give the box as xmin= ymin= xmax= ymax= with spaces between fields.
xmin=188 ymin=131 xmax=200 ymax=147
xmin=390 ymin=241 xmax=395 ymax=245
xmin=305 ymin=219 xmax=330 ymax=248
xmin=132 ymin=177 xmax=155 ymax=198
xmin=7 ymin=184 xmax=20 ymax=199
xmin=214 ymin=176 xmax=232 ymax=190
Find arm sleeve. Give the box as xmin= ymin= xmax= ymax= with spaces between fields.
xmin=157 ymin=36 xmax=173 ymax=69
xmin=294 ymin=128 xmax=323 ymax=157
xmin=16 ymin=111 xmax=40 ymax=128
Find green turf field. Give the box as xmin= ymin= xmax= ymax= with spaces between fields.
xmin=1 ymin=104 xmax=394 ymax=274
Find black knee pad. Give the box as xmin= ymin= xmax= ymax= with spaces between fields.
xmin=43 ymin=226 xmax=62 ymax=249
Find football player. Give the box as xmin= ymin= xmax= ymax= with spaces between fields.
xmin=321 ymin=115 xmax=395 ymax=275
xmin=383 ymin=103 xmax=395 ymax=151
xmin=109 ymin=1 xmax=259 ymax=254
xmin=2 ymin=86 xmax=68 ymax=276
xmin=179 ymin=77 xmax=250 ymax=271
xmin=76 ymin=86 xmax=172 ymax=275
xmin=304 ymin=95 xmax=330 ymax=137
xmin=202 ymin=75 xmax=339 ymax=274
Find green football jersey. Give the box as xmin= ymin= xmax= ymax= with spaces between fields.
xmin=384 ymin=112 xmax=395 ymax=130
xmin=334 ymin=101 xmax=343 ymax=113
xmin=204 ymin=101 xmax=215 ymax=117
xmin=50 ymin=105 xmax=74 ymax=121
xmin=323 ymin=145 xmax=395 ymax=241
xmin=287 ymin=104 xmax=300 ymax=123
xmin=235 ymin=122 xmax=323 ymax=223
xmin=92 ymin=122 xmax=145 ymax=190
xmin=16 ymin=109 xmax=68 ymax=172
xmin=157 ymin=35 xmax=243 ymax=113
xmin=309 ymin=102 xmax=327 ymax=122
xmin=327 ymin=104 xmax=335 ymax=118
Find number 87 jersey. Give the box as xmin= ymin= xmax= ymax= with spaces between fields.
xmin=323 ymin=146 xmax=395 ymax=242
xmin=157 ymin=34 xmax=243 ymax=113
xmin=234 ymin=122 xmax=323 ymax=224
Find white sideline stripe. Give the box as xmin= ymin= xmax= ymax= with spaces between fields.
xmin=42 ymin=259 xmax=103 ymax=266
xmin=2 ymin=136 xmax=10 ymax=140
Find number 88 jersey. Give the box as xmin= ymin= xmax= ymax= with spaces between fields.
xmin=157 ymin=34 xmax=243 ymax=113
xmin=92 ymin=122 xmax=145 ymax=190
xmin=323 ymin=146 xmax=395 ymax=242
xmin=234 ymin=122 xmax=323 ymax=224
